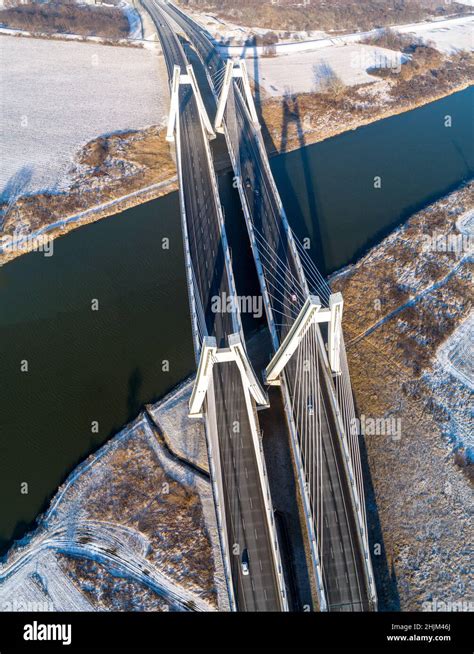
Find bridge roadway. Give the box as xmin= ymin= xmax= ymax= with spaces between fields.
xmin=142 ymin=0 xmax=283 ymax=611
xmin=160 ymin=0 xmax=373 ymax=611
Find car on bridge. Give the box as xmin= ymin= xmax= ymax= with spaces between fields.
xmin=241 ymin=548 xmax=250 ymax=576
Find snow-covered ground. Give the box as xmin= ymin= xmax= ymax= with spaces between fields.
xmin=0 ymin=35 xmax=167 ymax=203
xmin=249 ymin=44 xmax=406 ymax=96
xmin=179 ymin=7 xmax=328 ymax=45
xmin=0 ymin=386 xmax=229 ymax=612
xmin=397 ymin=15 xmax=474 ymax=54
xmin=205 ymin=14 xmax=474 ymax=58
xmin=220 ymin=13 xmax=473 ymax=97
xmin=436 ymin=313 xmax=473 ymax=391
xmin=121 ymin=0 xmax=143 ymax=40
xmin=425 ymin=209 xmax=474 ymax=458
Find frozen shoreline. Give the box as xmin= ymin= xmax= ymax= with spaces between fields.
xmin=0 ymin=379 xmax=230 ymax=612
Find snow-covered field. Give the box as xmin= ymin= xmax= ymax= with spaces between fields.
xmin=0 ymin=384 xmax=229 ymax=612
xmin=0 ymin=35 xmax=168 ymax=203
xmin=250 ymin=44 xmax=405 ymax=96
xmin=227 ymin=14 xmax=473 ymax=97
xmin=397 ymin=15 xmax=474 ymax=54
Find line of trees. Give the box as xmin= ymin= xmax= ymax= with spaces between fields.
xmin=178 ymin=0 xmax=471 ymax=33
xmin=0 ymin=1 xmax=130 ymax=39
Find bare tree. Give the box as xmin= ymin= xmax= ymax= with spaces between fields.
xmin=312 ymin=61 xmax=346 ymax=98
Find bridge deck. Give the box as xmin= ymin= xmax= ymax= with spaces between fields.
xmin=161 ymin=0 xmax=375 ymax=612
xmin=142 ymin=0 xmax=284 ymax=611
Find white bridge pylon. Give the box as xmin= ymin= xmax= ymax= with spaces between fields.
xmin=265 ymin=293 xmax=344 ymax=385
xmin=167 ymin=64 xmax=215 ymax=142
xmin=215 ymin=58 xmax=260 ymax=134
xmin=189 ymin=333 xmax=269 ymax=418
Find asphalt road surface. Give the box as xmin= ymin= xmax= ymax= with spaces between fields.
xmin=142 ymin=0 xmax=284 ymax=610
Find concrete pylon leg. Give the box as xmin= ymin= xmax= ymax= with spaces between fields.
xmin=186 ymin=64 xmax=216 ymax=140
xmin=214 ymin=59 xmax=234 ymax=134
xmin=265 ymin=296 xmax=325 ymax=385
xmin=189 ymin=336 xmax=217 ymax=417
xmin=166 ymin=64 xmax=216 ymax=142
xmin=239 ymin=59 xmax=260 ymax=127
xmin=215 ymin=59 xmax=260 ymax=134
xmin=328 ymin=292 xmax=343 ymax=374
xmin=228 ymin=333 xmax=268 ymax=407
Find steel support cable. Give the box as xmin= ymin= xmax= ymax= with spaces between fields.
xmin=337 ymin=355 xmax=365 ymax=537
xmin=319 ymin=391 xmax=364 ymax=607
xmin=296 ymin=258 xmax=331 ymax=303
xmin=293 ymin=234 xmax=331 ymax=298
xmin=254 ymin=252 xmax=306 ymax=308
xmin=339 ymin=341 xmax=362 ymax=502
xmin=252 ymin=243 xmax=307 ymax=306
xmin=340 ymin=341 xmax=367 ymax=533
xmin=316 ymin=325 xmax=323 ymax=569
xmin=309 ymin=325 xmax=318 ymax=552
xmin=341 ymin=372 xmax=361 ymax=531
xmin=231 ymin=87 xmax=308 ymax=297
xmin=252 ymin=226 xmax=311 ymax=302
xmin=331 ymin=356 xmax=368 ymax=606
xmin=253 ymin=260 xmax=307 ymax=318
xmin=304 ymin=330 xmax=311 ymax=490
xmin=340 ymin=366 xmax=359 ymax=502
xmin=309 ymin=324 xmax=323 ymax=579
xmin=262 ymin=301 xmax=299 ymax=324
xmin=251 ymin=235 xmax=310 ymax=322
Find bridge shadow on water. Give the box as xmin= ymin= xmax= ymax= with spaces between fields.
xmin=239 ymin=37 xmax=279 ymax=158
xmin=275 ymin=88 xmax=400 ymax=609
xmin=248 ymin=74 xmax=400 ymax=608
xmin=276 ymin=89 xmax=329 ymax=274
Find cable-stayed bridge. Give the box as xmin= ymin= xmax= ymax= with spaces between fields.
xmin=141 ymin=0 xmax=288 ymax=611
xmin=157 ymin=0 xmax=377 ymax=612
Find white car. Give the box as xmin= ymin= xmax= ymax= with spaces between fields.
xmin=241 ymin=548 xmax=250 ymax=576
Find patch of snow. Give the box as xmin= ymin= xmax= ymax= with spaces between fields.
xmin=456 ymin=208 xmax=474 ymax=236
xmin=249 ymin=44 xmax=405 ymax=96
xmin=396 ymin=15 xmax=474 ymax=54
xmin=0 ymin=35 xmax=167 ymax=203
xmin=436 ymin=313 xmax=474 ymax=391
xmin=120 ymin=0 xmax=143 ymax=40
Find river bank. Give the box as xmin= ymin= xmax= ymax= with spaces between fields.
xmin=2 ymin=181 xmax=471 ymax=611
xmin=258 ymin=62 xmax=473 ymax=156
xmin=332 ymin=182 xmax=473 ymax=610
xmin=0 ymin=379 xmax=229 ymax=612
xmin=0 ymin=125 xmax=177 ymax=266
xmin=1 ymin=70 xmax=471 ymax=267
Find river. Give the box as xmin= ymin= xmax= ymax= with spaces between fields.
xmin=0 ymin=86 xmax=472 ymax=556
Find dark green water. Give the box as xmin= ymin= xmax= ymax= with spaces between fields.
xmin=1 ymin=87 xmax=472 ymax=555
xmin=272 ymin=86 xmax=474 ymax=274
